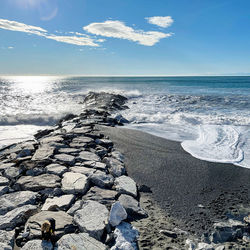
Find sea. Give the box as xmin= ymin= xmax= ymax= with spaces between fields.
xmin=0 ymin=76 xmax=249 ymax=169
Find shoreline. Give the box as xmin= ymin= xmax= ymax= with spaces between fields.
xmin=98 ymin=125 xmax=250 ymax=235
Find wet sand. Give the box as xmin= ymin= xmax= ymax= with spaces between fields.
xmin=98 ymin=125 xmax=250 ymax=236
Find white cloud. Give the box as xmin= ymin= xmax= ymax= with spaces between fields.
xmin=146 ymin=16 xmax=174 ymax=28
xmin=8 ymin=46 xmax=14 ymax=49
xmin=0 ymin=18 xmax=47 ymax=36
xmin=0 ymin=18 xmax=99 ymax=47
xmin=45 ymin=35 xmax=99 ymax=47
xmin=83 ymin=20 xmax=172 ymax=46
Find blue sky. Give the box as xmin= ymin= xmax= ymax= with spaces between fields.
xmin=0 ymin=0 xmax=250 ymax=76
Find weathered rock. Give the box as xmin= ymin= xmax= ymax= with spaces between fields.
xmin=109 ymin=202 xmax=127 ymax=227
xmin=0 ymin=163 xmax=16 ymax=172
xmin=25 ymin=211 xmax=75 ymax=240
xmin=77 ymin=151 xmax=100 ymax=162
xmin=83 ymin=160 xmax=107 ymax=171
xmin=90 ymin=170 xmax=114 ymax=188
xmin=83 ymin=186 xmax=118 ymax=206
xmin=21 ymin=240 xmax=53 ymax=250
xmin=56 ymin=233 xmax=107 ymax=250
xmin=69 ymin=142 xmax=87 ymax=148
xmin=58 ymin=147 xmax=80 ymax=155
xmin=114 ymin=176 xmax=137 ymax=198
xmin=103 ymin=157 xmax=126 ymax=177
xmin=118 ymin=194 xmax=147 ymax=218
xmin=42 ymin=194 xmax=75 ymax=211
xmin=0 ymin=230 xmax=15 ymax=250
xmin=16 ymin=174 xmax=60 ymax=191
xmin=62 ymin=172 xmax=89 ymax=194
xmin=0 ymin=205 xmax=37 ymax=230
xmin=72 ymin=136 xmax=94 ymax=144
xmin=95 ymin=138 xmax=113 ymax=148
xmin=0 ymin=191 xmax=38 ymax=215
xmin=160 ymin=230 xmax=177 ymax=238
xmin=17 ymin=149 xmax=32 ymax=158
xmin=111 ymin=151 xmax=124 ymax=163
xmin=0 ymin=185 xmax=9 ymax=195
xmin=45 ymin=163 xmax=67 ymax=176
xmin=111 ymin=222 xmax=139 ymax=250
xmin=54 ymin=154 xmax=75 ymax=166
xmin=40 ymin=135 xmax=64 ymax=144
xmin=0 ymin=176 xmax=9 ymax=186
xmin=74 ymin=200 xmax=109 ymax=240
xmin=4 ymin=166 xmax=22 ymax=179
xmin=70 ymin=166 xmax=96 ymax=176
xmin=67 ymin=200 xmax=82 ymax=216
xmin=32 ymin=146 xmax=54 ymax=161
xmin=72 ymin=127 xmax=92 ymax=134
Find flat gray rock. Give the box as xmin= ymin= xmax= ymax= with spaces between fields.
xmin=54 ymin=154 xmax=75 ymax=165
xmin=0 ymin=176 xmax=9 ymax=186
xmin=72 ymin=127 xmax=92 ymax=134
xmin=83 ymin=161 xmax=107 ymax=171
xmin=25 ymin=211 xmax=74 ymax=240
xmin=67 ymin=200 xmax=81 ymax=216
xmin=62 ymin=172 xmax=89 ymax=194
xmin=16 ymin=174 xmax=60 ymax=191
xmin=74 ymin=200 xmax=109 ymax=240
xmin=32 ymin=146 xmax=54 ymax=161
xmin=42 ymin=194 xmax=75 ymax=211
xmin=90 ymin=170 xmax=114 ymax=188
xmin=40 ymin=135 xmax=64 ymax=144
xmin=0 ymin=191 xmax=38 ymax=215
xmin=95 ymin=138 xmax=113 ymax=148
xmin=58 ymin=148 xmax=80 ymax=155
xmin=77 ymin=151 xmax=100 ymax=162
xmin=72 ymin=136 xmax=94 ymax=144
xmin=111 ymin=151 xmax=124 ymax=163
xmin=56 ymin=233 xmax=107 ymax=250
xmin=45 ymin=164 xmax=67 ymax=176
xmin=70 ymin=166 xmax=96 ymax=176
xmin=118 ymin=194 xmax=147 ymax=218
xmin=4 ymin=166 xmax=22 ymax=179
xmin=0 ymin=230 xmax=15 ymax=250
xmin=0 ymin=205 xmax=37 ymax=230
xmin=0 ymin=163 xmax=16 ymax=172
xmin=83 ymin=186 xmax=118 ymax=205
xmin=0 ymin=186 xmax=9 ymax=195
xmin=21 ymin=240 xmax=53 ymax=250
xmin=69 ymin=142 xmax=87 ymax=148
xmin=103 ymin=157 xmax=126 ymax=177
xmin=114 ymin=176 xmax=137 ymax=198
xmin=109 ymin=202 xmax=127 ymax=227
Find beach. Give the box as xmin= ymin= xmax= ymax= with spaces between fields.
xmin=99 ymin=125 xmax=250 ymax=248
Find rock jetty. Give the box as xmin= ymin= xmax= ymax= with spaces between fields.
xmin=0 ymin=92 xmax=147 ymax=249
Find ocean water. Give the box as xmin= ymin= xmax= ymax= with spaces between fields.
xmin=0 ymin=76 xmax=249 ymax=169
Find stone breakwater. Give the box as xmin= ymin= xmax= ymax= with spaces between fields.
xmin=0 ymin=92 xmax=147 ymax=249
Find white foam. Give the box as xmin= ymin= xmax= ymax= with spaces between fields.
xmin=181 ymin=125 xmax=250 ymax=169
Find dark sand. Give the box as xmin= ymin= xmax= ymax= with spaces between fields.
xmin=98 ymin=125 xmax=250 ymax=236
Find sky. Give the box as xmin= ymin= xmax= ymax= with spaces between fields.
xmin=0 ymin=0 xmax=250 ymax=76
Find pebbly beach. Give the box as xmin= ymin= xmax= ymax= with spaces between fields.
xmin=0 ymin=92 xmax=249 ymax=250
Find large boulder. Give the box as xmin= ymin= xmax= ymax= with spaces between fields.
xmin=0 ymin=205 xmax=37 ymax=230
xmin=89 ymin=170 xmax=114 ymax=188
xmin=111 ymin=222 xmax=139 ymax=250
xmin=16 ymin=174 xmax=61 ymax=191
xmin=109 ymin=202 xmax=127 ymax=227
xmin=103 ymin=157 xmax=126 ymax=177
xmin=83 ymin=186 xmax=118 ymax=206
xmin=118 ymin=194 xmax=147 ymax=218
xmin=42 ymin=194 xmax=75 ymax=211
xmin=62 ymin=172 xmax=89 ymax=194
xmin=25 ymin=211 xmax=75 ymax=240
xmin=0 ymin=230 xmax=15 ymax=250
xmin=21 ymin=240 xmax=53 ymax=250
xmin=77 ymin=151 xmax=100 ymax=162
xmin=32 ymin=145 xmax=54 ymax=161
xmin=74 ymin=200 xmax=109 ymax=240
xmin=56 ymin=233 xmax=107 ymax=250
xmin=0 ymin=191 xmax=38 ymax=215
xmin=114 ymin=176 xmax=137 ymax=198
xmin=45 ymin=164 xmax=67 ymax=176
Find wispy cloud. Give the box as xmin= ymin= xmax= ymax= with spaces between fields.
xmin=146 ymin=16 xmax=174 ymax=28
xmin=8 ymin=46 xmax=14 ymax=49
xmin=0 ymin=18 xmax=99 ymax=47
xmin=83 ymin=20 xmax=172 ymax=46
